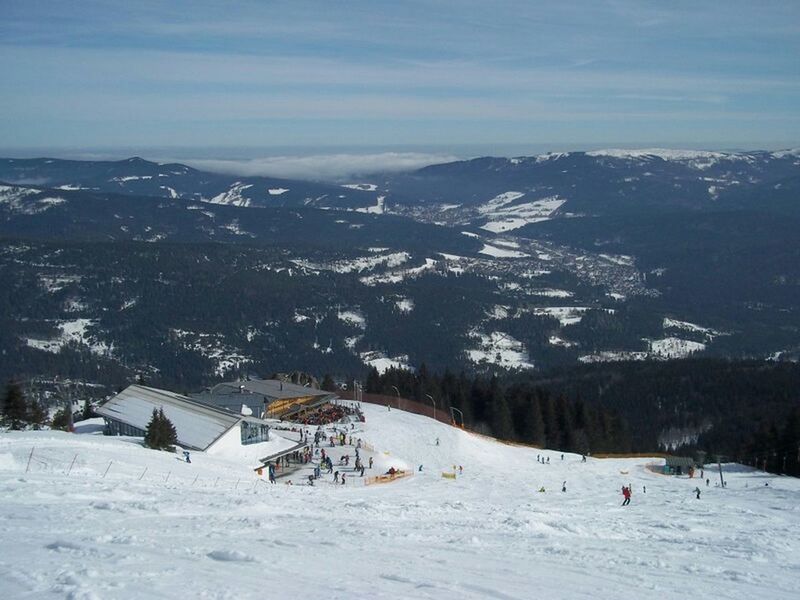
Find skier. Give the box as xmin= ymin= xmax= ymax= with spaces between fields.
xmin=695 ymin=487 xmax=701 ymax=499
xmin=562 ymin=481 xmax=567 ymax=493
xmin=546 ymin=457 xmax=550 ymax=464
xmin=183 ymin=451 xmax=191 ymax=463
xmin=268 ymin=463 xmax=276 ymax=484
xmin=582 ymin=455 xmax=587 ymax=463
xmin=643 ymin=485 xmax=646 ymax=494
xmin=369 ymin=456 xmax=374 ymax=469
xmin=334 ymin=471 xmax=340 ymax=483
xmin=706 ymin=478 xmax=710 ymax=487
xmin=621 ymin=486 xmax=631 ymax=506
xmin=458 ymin=465 xmax=463 ymax=474
xmin=418 ymin=464 xmax=423 ymax=472
xmin=538 ymin=486 xmax=546 ymax=493
xmin=561 ymin=454 xmax=564 ymax=461
xmin=341 ymin=474 xmax=346 ymax=485
xmin=360 ymin=465 xmax=365 ymax=477
xmin=436 ymin=437 xmax=440 ymax=446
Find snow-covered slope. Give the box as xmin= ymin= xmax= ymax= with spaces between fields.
xmin=1 ymin=405 xmax=798 ymax=599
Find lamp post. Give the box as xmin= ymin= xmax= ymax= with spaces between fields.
xmin=425 ymin=393 xmax=437 ymax=422
xmin=391 ymin=386 xmax=400 ymax=410
xmin=450 ymin=406 xmax=464 ymax=428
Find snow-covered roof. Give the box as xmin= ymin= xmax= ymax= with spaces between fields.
xmin=96 ymin=384 xmax=244 ymax=451
xmin=207 ymin=379 xmax=334 ymax=402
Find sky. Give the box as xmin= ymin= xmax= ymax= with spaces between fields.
xmin=0 ymin=0 xmax=798 ymax=175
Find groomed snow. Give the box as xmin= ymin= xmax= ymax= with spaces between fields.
xmin=2 ymin=405 xmax=797 ymax=599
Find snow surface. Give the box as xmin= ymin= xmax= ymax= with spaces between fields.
xmin=268 ymin=188 xmax=289 ymax=195
xmin=341 ymin=183 xmax=378 ymax=191
xmin=480 ymin=196 xmax=566 ymax=233
xmin=467 ymin=330 xmax=534 ymax=369
xmin=648 ymin=337 xmax=706 ymax=358
xmin=337 ymin=309 xmax=367 ymax=329
xmin=0 ymin=185 xmax=65 ymax=215
xmin=206 ymin=182 xmax=253 ymax=207
xmin=531 ymin=306 xmax=591 ymax=326
xmin=479 ymin=244 xmax=530 ymax=258
xmin=294 ymin=252 xmax=410 ymax=275
xmin=359 ymin=258 xmax=437 ymax=286
xmin=360 ymin=350 xmax=413 ymax=373
xmin=24 ymin=318 xmax=112 ymax=357
xmin=354 ymin=195 xmax=386 ymax=214
xmin=2 ymin=405 xmax=798 ymax=599
xmin=395 ymin=297 xmax=414 ymax=313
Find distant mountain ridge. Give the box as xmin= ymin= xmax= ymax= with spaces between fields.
xmin=0 ymin=149 xmax=798 ymax=388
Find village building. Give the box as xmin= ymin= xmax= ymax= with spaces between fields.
xmin=664 ymin=455 xmax=697 ymax=476
xmin=96 ymin=384 xmax=272 ymax=453
xmin=190 ymin=378 xmax=337 ymax=420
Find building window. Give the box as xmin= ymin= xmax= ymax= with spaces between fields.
xmin=103 ymin=418 xmax=145 ymax=438
xmin=241 ymin=421 xmax=269 ymax=445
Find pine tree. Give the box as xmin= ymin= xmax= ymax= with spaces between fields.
xmin=27 ymin=398 xmax=48 ymax=430
xmin=2 ymin=382 xmax=28 ymax=430
xmin=144 ymin=408 xmax=177 ymax=451
xmin=489 ymin=377 xmax=514 ymax=440
xmin=524 ymin=396 xmax=546 ymax=447
xmin=81 ymin=398 xmax=93 ymax=421
xmin=51 ymin=408 xmax=71 ymax=431
xmin=321 ymin=373 xmax=336 ymax=392
xmin=364 ymin=367 xmax=381 ymax=393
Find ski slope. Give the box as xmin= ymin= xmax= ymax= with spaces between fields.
xmin=1 ymin=405 xmax=799 ymax=599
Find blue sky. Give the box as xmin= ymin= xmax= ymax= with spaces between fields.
xmin=1 ymin=0 xmax=798 ymax=159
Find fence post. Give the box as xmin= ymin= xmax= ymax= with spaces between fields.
xmin=192 ymin=475 xmax=199 ymax=486
xmin=164 ymin=471 xmax=171 ymax=483
xmin=25 ymin=447 xmax=35 ymax=473
xmin=138 ymin=467 xmax=148 ymax=481
xmin=66 ymin=453 xmax=78 ymax=476
xmin=102 ymin=461 xmax=113 ymax=478
xmin=234 ymin=478 xmax=240 ymax=490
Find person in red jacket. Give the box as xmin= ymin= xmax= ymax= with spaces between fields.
xmin=622 ymin=485 xmax=632 ymax=506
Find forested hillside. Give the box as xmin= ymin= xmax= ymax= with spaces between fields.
xmin=363 ymin=359 xmax=800 ymax=476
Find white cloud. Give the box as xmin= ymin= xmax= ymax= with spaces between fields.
xmin=176 ymin=152 xmax=459 ymax=181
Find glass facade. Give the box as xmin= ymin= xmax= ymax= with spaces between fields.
xmin=241 ymin=421 xmax=270 ymax=445
xmin=103 ymin=418 xmax=146 ymax=438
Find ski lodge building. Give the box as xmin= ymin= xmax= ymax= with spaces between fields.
xmin=96 ymin=384 xmax=272 ymax=453
xmin=190 ymin=378 xmax=337 ymax=420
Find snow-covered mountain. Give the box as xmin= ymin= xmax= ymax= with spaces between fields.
xmin=2 ymin=403 xmax=798 ymax=599
xmin=0 ymin=151 xmax=798 ymax=384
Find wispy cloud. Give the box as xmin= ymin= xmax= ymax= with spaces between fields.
xmin=176 ymin=153 xmax=459 ymax=181
xmin=0 ymin=1 xmax=798 ymax=149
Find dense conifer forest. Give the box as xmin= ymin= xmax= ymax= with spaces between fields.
xmin=362 ymin=359 xmax=800 ymax=476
